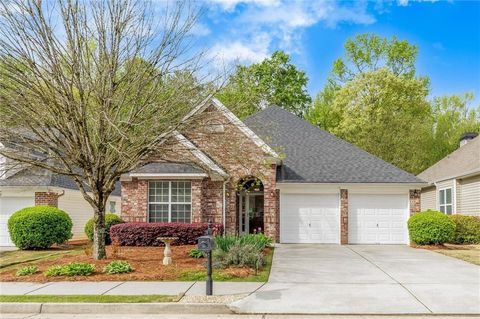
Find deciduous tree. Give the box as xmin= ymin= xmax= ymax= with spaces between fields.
xmin=0 ymin=0 xmax=210 ymax=259
xmin=218 ymin=51 xmax=311 ymax=119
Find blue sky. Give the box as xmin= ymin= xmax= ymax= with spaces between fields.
xmin=195 ymin=0 xmax=480 ymax=104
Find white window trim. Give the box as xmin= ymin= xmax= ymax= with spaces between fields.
xmin=148 ymin=181 xmax=192 ymax=223
xmin=438 ymin=187 xmax=453 ymax=215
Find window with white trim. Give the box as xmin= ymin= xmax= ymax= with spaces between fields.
xmin=148 ymin=181 xmax=192 ymax=223
xmin=109 ymin=201 xmax=116 ymax=213
xmin=439 ymin=188 xmax=453 ymax=215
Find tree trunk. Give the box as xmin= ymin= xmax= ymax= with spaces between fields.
xmin=92 ymin=204 xmax=107 ymax=260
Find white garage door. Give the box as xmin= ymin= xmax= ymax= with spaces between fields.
xmin=349 ymin=194 xmax=408 ymax=244
xmin=280 ymin=193 xmax=340 ymax=244
xmin=0 ymin=196 xmax=35 ymax=246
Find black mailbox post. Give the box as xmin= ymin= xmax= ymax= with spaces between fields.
xmin=198 ymin=223 xmax=216 ymax=295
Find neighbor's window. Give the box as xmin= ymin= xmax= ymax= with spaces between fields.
xmin=439 ymin=188 xmax=453 ymax=215
xmin=148 ymin=181 xmax=192 ymax=223
xmin=109 ymin=201 xmax=116 ymax=213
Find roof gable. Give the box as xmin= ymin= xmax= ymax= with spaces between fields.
xmin=184 ymin=96 xmax=279 ymax=158
xmin=418 ymin=136 xmax=480 ymax=183
xmin=244 ymin=106 xmax=424 ymax=184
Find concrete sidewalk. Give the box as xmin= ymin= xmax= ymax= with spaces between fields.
xmin=0 ymin=281 xmax=264 ymax=296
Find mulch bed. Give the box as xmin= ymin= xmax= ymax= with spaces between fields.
xmin=0 ymin=245 xmax=208 ymax=282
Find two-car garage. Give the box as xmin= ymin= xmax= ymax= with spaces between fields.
xmin=279 ymin=188 xmax=410 ymax=245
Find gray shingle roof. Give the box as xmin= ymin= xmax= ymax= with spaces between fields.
xmin=244 ymin=106 xmax=425 ymax=184
xmin=0 ymin=166 xmax=121 ymax=196
xmin=131 ymin=163 xmax=205 ymax=174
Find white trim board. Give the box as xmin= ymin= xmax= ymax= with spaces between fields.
xmin=174 ymin=132 xmax=228 ymax=178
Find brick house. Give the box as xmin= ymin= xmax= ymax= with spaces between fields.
xmin=120 ymin=97 xmax=425 ymax=244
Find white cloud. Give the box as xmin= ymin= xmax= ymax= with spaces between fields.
xmin=208 ymin=33 xmax=271 ymax=65
xmin=205 ymin=0 xmax=377 ymax=68
xmin=210 ymin=0 xmax=281 ymax=12
xmin=190 ymin=23 xmax=211 ymax=37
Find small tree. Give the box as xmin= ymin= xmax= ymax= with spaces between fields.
xmin=0 ymin=0 xmax=212 ymax=259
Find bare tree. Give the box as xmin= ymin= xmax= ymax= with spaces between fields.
xmin=0 ymin=0 xmax=212 ymax=259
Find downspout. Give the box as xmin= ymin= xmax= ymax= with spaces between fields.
xmin=222 ymin=181 xmax=226 ymax=236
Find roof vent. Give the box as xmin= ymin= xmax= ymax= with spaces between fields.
xmin=459 ymin=132 xmax=478 ymax=147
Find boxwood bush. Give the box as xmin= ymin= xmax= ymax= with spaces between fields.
xmin=408 ymin=210 xmax=455 ymax=245
xmin=110 ymin=222 xmax=223 ymax=246
xmin=84 ymin=213 xmax=124 ymax=244
xmin=8 ymin=206 xmax=73 ymax=249
xmin=449 ymin=215 xmax=480 ymax=244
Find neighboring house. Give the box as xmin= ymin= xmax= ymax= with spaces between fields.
xmin=121 ymin=97 xmax=425 ymax=245
xmin=417 ymin=133 xmax=479 ymax=216
xmin=0 ymin=165 xmax=121 ymax=247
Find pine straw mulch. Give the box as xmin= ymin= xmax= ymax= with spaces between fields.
xmin=410 ymin=243 xmax=479 ymax=251
xmin=0 ymin=244 xmax=254 ymax=282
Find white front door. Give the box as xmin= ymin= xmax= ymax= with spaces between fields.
xmin=348 ymin=194 xmax=409 ymax=244
xmin=280 ymin=193 xmax=340 ymax=244
xmin=0 ymin=196 xmax=35 ymax=246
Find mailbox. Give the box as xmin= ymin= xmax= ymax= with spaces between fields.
xmin=198 ymin=235 xmax=215 ymax=252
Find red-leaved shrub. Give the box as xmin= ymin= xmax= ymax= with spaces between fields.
xmin=110 ymin=222 xmax=223 ymax=246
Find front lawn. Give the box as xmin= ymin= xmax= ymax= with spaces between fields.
xmin=0 ymin=295 xmax=178 ymax=303
xmin=0 ymin=245 xmax=84 ymax=270
xmin=432 ymin=244 xmax=480 ymax=266
xmin=0 ymin=244 xmax=273 ymax=282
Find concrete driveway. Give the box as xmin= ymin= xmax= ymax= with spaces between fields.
xmin=230 ymin=245 xmax=480 ymax=314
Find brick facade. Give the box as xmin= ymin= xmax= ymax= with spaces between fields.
xmin=340 ymin=189 xmax=348 ymax=245
xmin=121 ymin=103 xmax=280 ymax=240
xmin=409 ymin=189 xmax=421 ymax=215
xmin=34 ymin=192 xmax=59 ymax=207
xmin=121 ymin=179 xmax=148 ymax=222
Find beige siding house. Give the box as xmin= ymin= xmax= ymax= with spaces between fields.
xmin=417 ymin=133 xmax=480 ymax=216
xmin=0 ymin=164 xmax=121 ymax=247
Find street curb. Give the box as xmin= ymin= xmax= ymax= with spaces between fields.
xmin=0 ymin=302 xmax=233 ymax=314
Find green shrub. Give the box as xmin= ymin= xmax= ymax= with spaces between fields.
xmin=44 ymin=262 xmax=95 ymax=276
xmin=84 ymin=213 xmax=124 ymax=244
xmin=408 ymin=210 xmax=455 ymax=245
xmin=215 ymin=234 xmax=272 ymax=252
xmin=8 ymin=206 xmax=73 ymax=249
xmin=16 ymin=265 xmax=38 ymax=276
xmin=188 ymin=248 xmax=205 ymax=258
xmin=103 ymin=261 xmax=133 ymax=274
xmin=449 ymin=215 xmax=480 ymax=244
xmin=214 ymin=243 xmax=264 ymax=270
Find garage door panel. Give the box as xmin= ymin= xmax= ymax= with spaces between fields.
xmin=349 ymin=194 xmax=408 ymax=244
xmin=0 ymin=196 xmax=35 ymax=246
xmin=280 ymin=193 xmax=340 ymax=244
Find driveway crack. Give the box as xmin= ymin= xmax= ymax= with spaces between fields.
xmin=345 ymin=246 xmax=433 ymax=313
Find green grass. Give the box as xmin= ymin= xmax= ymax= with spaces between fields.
xmin=0 ymin=246 xmax=84 ymax=271
xmin=179 ymin=248 xmax=274 ymax=282
xmin=0 ymin=295 xmax=179 ymax=303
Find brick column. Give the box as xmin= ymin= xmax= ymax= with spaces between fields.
xmin=409 ymin=189 xmax=421 ymax=216
xmin=121 ymin=179 xmax=148 ymax=222
xmin=340 ymin=189 xmax=348 ymax=245
xmin=191 ymin=180 xmax=203 ymax=223
xmin=35 ymin=192 xmax=59 ymax=207
xmin=226 ymin=184 xmax=238 ymax=235
xmin=263 ymin=165 xmax=279 ymax=242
